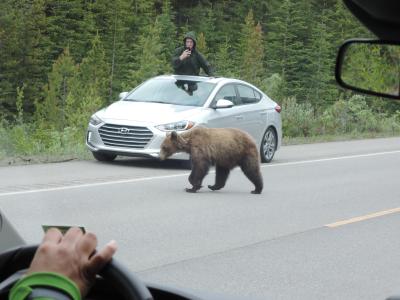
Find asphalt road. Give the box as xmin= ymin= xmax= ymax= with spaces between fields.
xmin=1 ymin=137 xmax=400 ymax=299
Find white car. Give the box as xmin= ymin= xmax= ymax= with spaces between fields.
xmin=86 ymin=75 xmax=282 ymax=163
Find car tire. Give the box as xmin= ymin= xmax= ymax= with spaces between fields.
xmin=260 ymin=127 xmax=277 ymax=163
xmin=92 ymin=151 xmax=117 ymax=162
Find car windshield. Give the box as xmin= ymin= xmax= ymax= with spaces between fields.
xmin=3 ymin=1 xmax=400 ymax=300
xmin=124 ymin=78 xmax=215 ymax=107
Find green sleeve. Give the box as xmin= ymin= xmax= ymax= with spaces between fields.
xmin=9 ymin=272 xmax=81 ymax=300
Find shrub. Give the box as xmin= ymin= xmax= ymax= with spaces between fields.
xmin=319 ymin=95 xmax=400 ymax=135
xmin=281 ymin=97 xmax=317 ymax=137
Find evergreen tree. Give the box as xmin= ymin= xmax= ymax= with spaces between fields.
xmin=265 ymin=0 xmax=293 ymax=77
xmin=197 ymin=32 xmax=208 ymax=56
xmin=89 ymin=0 xmax=143 ymax=102
xmin=0 ymin=0 xmax=398 ymax=138
xmin=0 ymin=0 xmax=50 ymax=118
xmin=157 ymin=0 xmax=178 ymax=72
xmin=214 ymin=38 xmax=238 ymax=77
xmin=35 ymin=48 xmax=76 ymax=131
xmin=0 ymin=0 xmax=19 ymax=118
xmin=46 ymin=0 xmax=96 ymax=62
xmin=265 ymin=0 xmax=311 ymax=102
xmin=306 ymin=0 xmax=339 ymax=109
xmin=127 ymin=19 xmax=169 ymax=88
xmin=197 ymin=6 xmax=218 ymax=54
xmin=331 ymin=0 xmax=371 ymax=43
xmin=66 ymin=34 xmax=109 ymax=130
xmin=238 ymin=10 xmax=265 ymax=86
xmin=77 ymin=34 xmax=110 ymax=102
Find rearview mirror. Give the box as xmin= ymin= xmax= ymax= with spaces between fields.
xmin=335 ymin=39 xmax=400 ymax=100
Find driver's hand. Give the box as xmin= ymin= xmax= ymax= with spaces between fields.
xmin=27 ymin=227 xmax=117 ymax=297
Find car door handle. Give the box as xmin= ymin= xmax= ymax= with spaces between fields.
xmin=235 ymin=115 xmax=244 ymax=120
xmin=260 ymin=112 xmax=268 ymax=116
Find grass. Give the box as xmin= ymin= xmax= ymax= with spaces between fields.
xmin=1 ymin=132 xmax=399 ymax=167
xmin=282 ymin=131 xmax=400 ymax=146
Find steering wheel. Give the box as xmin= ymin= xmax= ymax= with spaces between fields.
xmin=0 ymin=245 xmax=153 ymax=300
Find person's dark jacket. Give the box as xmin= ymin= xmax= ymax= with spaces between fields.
xmin=172 ymin=32 xmax=213 ymax=76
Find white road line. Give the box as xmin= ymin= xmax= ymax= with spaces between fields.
xmin=0 ymin=173 xmax=190 ymax=197
xmin=0 ymin=150 xmax=399 ymax=197
xmin=262 ymin=150 xmax=400 ymax=168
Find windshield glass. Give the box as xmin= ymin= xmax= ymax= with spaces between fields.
xmin=125 ymin=78 xmax=215 ymax=107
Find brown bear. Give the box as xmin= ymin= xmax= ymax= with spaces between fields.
xmin=159 ymin=127 xmax=263 ymax=194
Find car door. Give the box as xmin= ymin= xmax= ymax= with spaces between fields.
xmin=205 ymin=84 xmax=247 ymax=129
xmin=234 ymin=84 xmax=266 ymax=141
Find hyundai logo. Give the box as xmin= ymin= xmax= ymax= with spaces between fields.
xmin=119 ymin=127 xmax=130 ymax=134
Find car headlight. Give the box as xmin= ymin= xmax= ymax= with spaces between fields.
xmin=89 ymin=115 xmax=103 ymax=126
xmin=156 ymin=121 xmax=195 ymax=132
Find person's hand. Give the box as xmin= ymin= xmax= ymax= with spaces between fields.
xmin=27 ymin=227 xmax=117 ymax=297
xmin=179 ymin=49 xmax=191 ymax=60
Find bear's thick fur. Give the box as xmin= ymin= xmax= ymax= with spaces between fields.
xmin=159 ymin=127 xmax=263 ymax=194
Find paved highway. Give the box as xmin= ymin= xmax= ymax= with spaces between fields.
xmin=1 ymin=137 xmax=399 ymax=299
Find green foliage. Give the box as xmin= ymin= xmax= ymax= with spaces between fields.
xmin=0 ymin=120 xmax=88 ymax=160
xmin=196 ymin=32 xmax=208 ymax=56
xmin=8 ymin=124 xmax=36 ymax=155
xmin=281 ymin=97 xmax=317 ymax=137
xmin=0 ymin=0 xmax=50 ymax=117
xmin=320 ymin=95 xmax=397 ymax=135
xmin=35 ymin=48 xmax=77 ymax=131
xmin=66 ymin=88 xmax=103 ymax=139
xmin=15 ymin=85 xmax=25 ymax=125
xmin=65 ymin=33 xmax=109 ymax=130
xmin=260 ymin=73 xmax=286 ymax=101
xmin=238 ymin=11 xmax=265 ymax=86
xmin=214 ymin=38 xmax=238 ymax=78
xmin=157 ymin=0 xmax=178 ymax=66
xmin=281 ymin=95 xmax=400 ymax=138
xmin=127 ymin=19 xmax=170 ymax=88
xmin=1 ymin=0 xmax=397 ymax=116
xmin=88 ymin=0 xmax=143 ymax=102
xmin=306 ymin=2 xmax=339 ymax=108
xmin=1 ymin=0 xmax=400 ymax=162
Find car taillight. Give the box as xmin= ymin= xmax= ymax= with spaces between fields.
xmin=275 ymin=105 xmax=281 ymax=113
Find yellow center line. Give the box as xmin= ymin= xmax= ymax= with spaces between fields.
xmin=325 ymin=207 xmax=400 ymax=228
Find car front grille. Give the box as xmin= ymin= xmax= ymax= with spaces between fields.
xmin=98 ymin=124 xmax=153 ymax=149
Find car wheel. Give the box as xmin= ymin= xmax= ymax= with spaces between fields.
xmin=92 ymin=151 xmax=117 ymax=162
xmin=260 ymin=127 xmax=277 ymax=163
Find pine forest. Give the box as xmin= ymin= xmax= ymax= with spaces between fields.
xmin=1 ymin=0 xmax=399 ymax=161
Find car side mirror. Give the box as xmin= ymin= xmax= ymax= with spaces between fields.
xmin=214 ymin=99 xmax=234 ymax=109
xmin=119 ymin=92 xmax=129 ymax=99
xmin=335 ymin=39 xmax=400 ymax=100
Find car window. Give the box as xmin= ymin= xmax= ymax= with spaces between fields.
xmin=125 ymin=78 xmax=215 ymax=107
xmin=236 ymin=84 xmax=261 ymax=104
xmin=213 ymin=84 xmax=240 ymax=105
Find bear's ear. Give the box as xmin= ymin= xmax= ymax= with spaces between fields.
xmin=171 ymin=131 xmax=178 ymax=141
xmin=176 ymin=134 xmax=187 ymax=148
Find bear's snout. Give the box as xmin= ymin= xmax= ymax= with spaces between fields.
xmin=159 ymin=152 xmax=167 ymax=160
